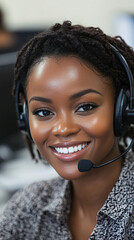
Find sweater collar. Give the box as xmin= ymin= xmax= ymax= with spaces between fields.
xmin=42 ymin=152 xmax=134 ymax=222
xmin=99 ymin=152 xmax=134 ymax=220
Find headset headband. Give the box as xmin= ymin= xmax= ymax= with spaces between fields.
xmin=110 ymin=44 xmax=134 ymax=109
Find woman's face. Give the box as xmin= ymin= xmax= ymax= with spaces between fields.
xmin=27 ymin=56 xmax=119 ymax=180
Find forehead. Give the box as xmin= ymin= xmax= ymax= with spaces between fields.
xmin=26 ymin=56 xmax=113 ymax=99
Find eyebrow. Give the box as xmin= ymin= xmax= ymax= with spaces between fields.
xmin=70 ymin=89 xmax=103 ymax=100
xmin=29 ymin=96 xmax=52 ymax=104
xmin=29 ymin=88 xmax=102 ymax=104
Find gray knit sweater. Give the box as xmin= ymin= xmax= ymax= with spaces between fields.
xmin=0 ymin=152 xmax=134 ymax=240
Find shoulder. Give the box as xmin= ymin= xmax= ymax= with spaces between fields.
xmin=122 ymin=152 xmax=134 ymax=187
xmin=1 ymin=177 xmax=66 ymax=212
xmin=0 ymin=177 xmax=68 ymax=239
xmin=19 ymin=176 xmax=66 ymax=199
xmin=117 ymin=152 xmax=134 ymax=205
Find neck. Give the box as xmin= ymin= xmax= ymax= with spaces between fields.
xmin=71 ymin=157 xmax=122 ymax=216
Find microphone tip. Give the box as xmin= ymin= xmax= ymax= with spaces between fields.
xmin=78 ymin=159 xmax=93 ymax=172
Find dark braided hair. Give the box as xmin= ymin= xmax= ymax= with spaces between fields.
xmin=13 ymin=20 xmax=134 ymax=159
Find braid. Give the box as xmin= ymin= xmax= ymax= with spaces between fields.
xmin=13 ymin=21 xmax=134 ymax=159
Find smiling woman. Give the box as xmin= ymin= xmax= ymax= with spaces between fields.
xmin=26 ymin=57 xmax=116 ymax=181
xmin=0 ymin=21 xmax=134 ymax=240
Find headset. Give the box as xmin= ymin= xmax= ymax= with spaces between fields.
xmin=15 ymin=44 xmax=134 ymax=141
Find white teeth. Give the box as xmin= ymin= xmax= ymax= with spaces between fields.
xmin=78 ymin=145 xmax=82 ymax=151
xmin=54 ymin=143 xmax=88 ymax=154
xmin=63 ymin=148 xmax=68 ymax=154
xmin=58 ymin=148 xmax=62 ymax=153
xmin=74 ymin=146 xmax=78 ymax=152
xmin=68 ymin=147 xmax=74 ymax=153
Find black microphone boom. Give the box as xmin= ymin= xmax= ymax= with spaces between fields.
xmin=78 ymin=139 xmax=134 ymax=172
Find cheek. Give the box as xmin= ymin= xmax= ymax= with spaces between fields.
xmin=29 ymin=116 xmax=50 ymax=145
xmin=83 ymin=107 xmax=114 ymax=138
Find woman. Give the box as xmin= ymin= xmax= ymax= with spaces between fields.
xmin=0 ymin=21 xmax=134 ymax=239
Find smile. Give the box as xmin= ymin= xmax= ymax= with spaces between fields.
xmin=50 ymin=141 xmax=90 ymax=162
xmin=54 ymin=143 xmax=88 ymax=154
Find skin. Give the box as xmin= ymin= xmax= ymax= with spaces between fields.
xmin=26 ymin=56 xmax=122 ymax=239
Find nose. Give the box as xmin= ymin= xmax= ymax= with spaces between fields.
xmin=52 ymin=114 xmax=80 ymax=137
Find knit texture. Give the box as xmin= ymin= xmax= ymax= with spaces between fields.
xmin=0 ymin=152 xmax=134 ymax=240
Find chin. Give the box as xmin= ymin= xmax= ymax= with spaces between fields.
xmin=55 ymin=167 xmax=85 ymax=180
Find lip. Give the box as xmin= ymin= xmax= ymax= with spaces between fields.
xmin=50 ymin=141 xmax=90 ymax=162
xmin=50 ymin=141 xmax=90 ymax=148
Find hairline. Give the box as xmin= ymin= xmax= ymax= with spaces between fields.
xmin=25 ymin=53 xmax=114 ymax=95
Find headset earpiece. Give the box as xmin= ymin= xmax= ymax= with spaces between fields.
xmin=114 ymin=89 xmax=129 ymax=136
xmin=15 ymin=78 xmax=33 ymax=141
xmin=18 ymin=101 xmax=32 ymax=140
xmin=23 ymin=102 xmax=31 ymax=136
xmin=110 ymin=44 xmax=134 ymax=137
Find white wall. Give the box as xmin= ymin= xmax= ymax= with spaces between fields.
xmin=0 ymin=0 xmax=134 ymax=35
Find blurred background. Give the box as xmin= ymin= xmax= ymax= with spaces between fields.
xmin=0 ymin=0 xmax=134 ymax=213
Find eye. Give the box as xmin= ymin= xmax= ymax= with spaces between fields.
xmin=76 ymin=103 xmax=98 ymax=113
xmin=33 ymin=109 xmax=54 ymax=119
